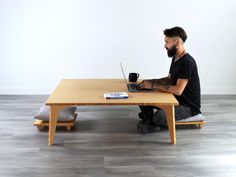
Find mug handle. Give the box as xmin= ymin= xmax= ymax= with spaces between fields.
xmin=137 ymin=73 xmax=140 ymax=78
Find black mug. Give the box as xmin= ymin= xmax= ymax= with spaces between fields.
xmin=129 ymin=73 xmax=140 ymax=82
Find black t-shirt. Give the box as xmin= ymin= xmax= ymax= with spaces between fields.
xmin=169 ymin=53 xmax=201 ymax=116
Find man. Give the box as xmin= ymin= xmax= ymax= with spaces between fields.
xmin=137 ymin=26 xmax=201 ymax=133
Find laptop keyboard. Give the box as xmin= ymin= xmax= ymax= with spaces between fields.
xmin=128 ymin=83 xmax=153 ymax=91
xmin=128 ymin=84 xmax=138 ymax=90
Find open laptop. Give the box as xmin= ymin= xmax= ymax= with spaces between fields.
xmin=120 ymin=63 xmax=153 ymax=92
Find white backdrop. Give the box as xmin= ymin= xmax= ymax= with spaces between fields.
xmin=0 ymin=0 xmax=236 ymax=94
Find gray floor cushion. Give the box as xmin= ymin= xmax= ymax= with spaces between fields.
xmin=176 ymin=114 xmax=205 ymax=122
xmin=34 ymin=106 xmax=77 ymax=121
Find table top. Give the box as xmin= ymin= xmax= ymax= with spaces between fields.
xmin=45 ymin=79 xmax=179 ymax=106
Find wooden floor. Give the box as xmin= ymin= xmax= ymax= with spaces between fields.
xmin=0 ymin=95 xmax=236 ymax=177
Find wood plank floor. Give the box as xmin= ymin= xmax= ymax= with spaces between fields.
xmin=0 ymin=95 xmax=236 ymax=177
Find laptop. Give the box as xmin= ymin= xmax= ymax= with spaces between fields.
xmin=120 ymin=63 xmax=154 ymax=92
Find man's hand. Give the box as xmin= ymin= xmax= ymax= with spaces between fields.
xmin=138 ymin=80 xmax=153 ymax=89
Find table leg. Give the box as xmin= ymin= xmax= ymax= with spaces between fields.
xmin=48 ymin=105 xmax=59 ymax=145
xmin=158 ymin=105 xmax=176 ymax=144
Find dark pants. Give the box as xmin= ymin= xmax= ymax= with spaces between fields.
xmin=139 ymin=105 xmax=192 ymax=126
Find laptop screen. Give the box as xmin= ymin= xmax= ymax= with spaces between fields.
xmin=120 ymin=63 xmax=128 ymax=84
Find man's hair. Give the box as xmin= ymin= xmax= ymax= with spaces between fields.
xmin=163 ymin=26 xmax=187 ymax=43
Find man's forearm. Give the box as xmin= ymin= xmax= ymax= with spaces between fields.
xmin=152 ymin=84 xmax=173 ymax=93
xmin=149 ymin=77 xmax=177 ymax=94
xmin=139 ymin=77 xmax=174 ymax=93
xmin=149 ymin=77 xmax=172 ymax=85
xmin=152 ymin=83 xmax=183 ymax=96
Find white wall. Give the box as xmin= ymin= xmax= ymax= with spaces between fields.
xmin=0 ymin=0 xmax=236 ymax=94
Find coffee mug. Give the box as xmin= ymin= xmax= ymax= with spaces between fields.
xmin=129 ymin=73 xmax=140 ymax=82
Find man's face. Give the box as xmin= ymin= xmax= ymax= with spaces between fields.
xmin=164 ymin=36 xmax=178 ymax=58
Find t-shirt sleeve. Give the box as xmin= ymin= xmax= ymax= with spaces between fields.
xmin=178 ymin=59 xmax=192 ymax=80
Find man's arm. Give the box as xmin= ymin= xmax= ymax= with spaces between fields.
xmin=152 ymin=79 xmax=188 ymax=96
xmin=141 ymin=74 xmax=171 ymax=85
xmin=149 ymin=74 xmax=172 ymax=85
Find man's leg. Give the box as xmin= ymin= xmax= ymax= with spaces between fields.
xmin=153 ymin=105 xmax=192 ymax=127
xmin=137 ymin=106 xmax=161 ymax=133
xmin=138 ymin=106 xmax=157 ymax=123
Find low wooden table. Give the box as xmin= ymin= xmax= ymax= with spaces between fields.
xmin=46 ymin=79 xmax=179 ymax=145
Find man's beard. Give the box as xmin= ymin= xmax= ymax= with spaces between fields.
xmin=166 ymin=45 xmax=177 ymax=58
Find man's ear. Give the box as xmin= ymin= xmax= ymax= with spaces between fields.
xmin=177 ymin=38 xmax=181 ymax=44
xmin=176 ymin=38 xmax=182 ymax=47
xmin=178 ymin=38 xmax=184 ymax=45
xmin=176 ymin=40 xmax=179 ymax=47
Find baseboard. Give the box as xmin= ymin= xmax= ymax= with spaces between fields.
xmin=0 ymin=87 xmax=52 ymax=95
xmin=0 ymin=86 xmax=236 ymax=95
xmin=201 ymin=87 xmax=236 ymax=95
